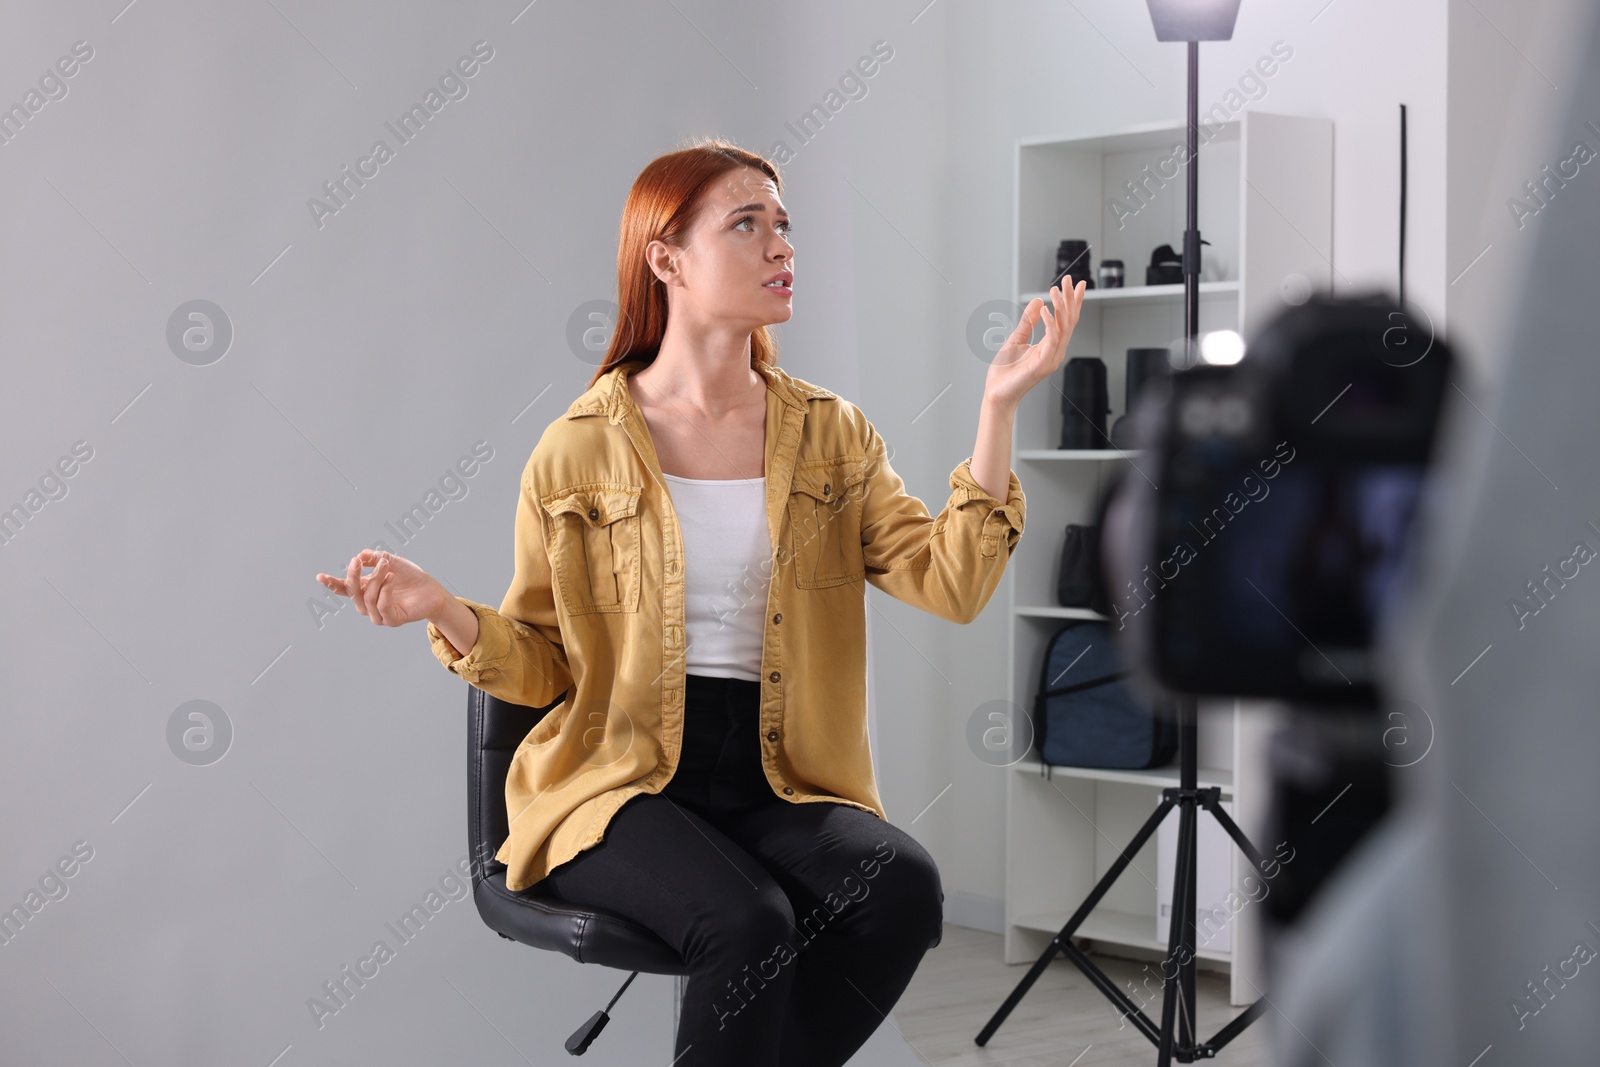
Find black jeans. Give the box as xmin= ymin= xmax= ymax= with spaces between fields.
xmin=538 ymin=673 xmax=944 ymax=1066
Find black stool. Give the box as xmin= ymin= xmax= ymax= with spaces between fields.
xmin=466 ymin=684 xmax=688 ymax=1055
xmin=465 ymin=681 xmax=943 ymax=1053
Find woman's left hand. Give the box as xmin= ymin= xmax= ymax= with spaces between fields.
xmin=983 ymin=277 xmax=1088 ymax=412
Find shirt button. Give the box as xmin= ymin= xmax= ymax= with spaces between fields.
xmin=823 ymin=483 xmax=831 ymax=495
xmin=769 ymin=670 xmax=780 ymax=683
xmin=588 ymin=508 xmax=599 ymax=521
xmin=766 ymin=730 xmax=778 ymax=742
xmin=773 ymin=612 xmax=782 ymax=624
xmin=668 ymin=560 xmax=678 ymax=573
xmin=783 ymin=786 xmax=794 ymax=795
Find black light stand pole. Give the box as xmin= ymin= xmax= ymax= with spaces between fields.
xmin=1183 ymin=40 xmax=1200 ymax=372
xmin=1170 ymin=43 xmax=1204 ymax=1053
xmin=976 ymin=31 xmax=1272 ymax=1064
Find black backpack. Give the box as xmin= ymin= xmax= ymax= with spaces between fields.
xmin=1032 ymin=620 xmax=1177 ymax=769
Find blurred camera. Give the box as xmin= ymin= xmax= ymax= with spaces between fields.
xmin=1101 ymin=292 xmax=1453 ymax=708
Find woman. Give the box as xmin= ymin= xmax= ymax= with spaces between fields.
xmin=316 ymin=137 xmax=1085 ymax=1065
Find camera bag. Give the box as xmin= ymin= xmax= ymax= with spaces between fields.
xmin=1057 ymin=523 xmax=1111 ymax=615
xmin=1146 ymin=244 xmax=1184 ymax=286
xmin=1032 ymin=620 xmax=1177 ymax=769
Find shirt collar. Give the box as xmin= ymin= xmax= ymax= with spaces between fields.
xmin=562 ymin=357 xmax=830 ymax=423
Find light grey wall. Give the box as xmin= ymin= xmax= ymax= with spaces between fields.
xmin=0 ymin=0 xmax=1490 ymax=1062
xmin=1445 ymin=0 xmax=1596 ymax=380
xmin=0 ymin=2 xmax=931 ymax=1063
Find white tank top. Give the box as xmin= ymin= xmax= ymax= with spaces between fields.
xmin=662 ymin=473 xmax=772 ymax=683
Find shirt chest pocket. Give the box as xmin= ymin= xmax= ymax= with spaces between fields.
xmin=786 ymin=458 xmax=867 ymax=589
xmin=542 ymin=483 xmax=644 ymax=615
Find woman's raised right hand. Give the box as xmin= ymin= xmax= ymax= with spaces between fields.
xmin=315 ymin=550 xmax=444 ymax=628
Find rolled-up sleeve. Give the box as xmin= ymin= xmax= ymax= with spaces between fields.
xmin=857 ymin=417 xmax=1026 ymax=624
xmin=425 ymin=464 xmax=572 ymax=708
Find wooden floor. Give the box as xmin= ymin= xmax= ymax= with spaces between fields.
xmin=892 ymin=924 xmax=1272 ymax=1066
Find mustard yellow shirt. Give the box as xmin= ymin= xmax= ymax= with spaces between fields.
xmin=426 ymin=358 xmax=1026 ymax=892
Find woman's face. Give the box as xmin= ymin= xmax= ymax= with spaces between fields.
xmin=649 ymin=165 xmax=795 ymax=332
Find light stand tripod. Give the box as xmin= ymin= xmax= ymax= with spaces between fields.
xmin=975 ymin=694 xmax=1268 ymax=1061
xmin=978 ymin=9 xmax=1271 ymax=1059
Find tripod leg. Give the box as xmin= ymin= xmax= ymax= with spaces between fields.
xmin=975 ymin=794 xmax=1177 ymax=1047
xmin=1206 ymin=995 xmax=1269 ymax=1051
xmin=974 ymin=939 xmax=1065 ymax=1046
xmin=1060 ymin=939 xmax=1162 ymax=1045
xmin=1179 ymin=720 xmax=1200 ymax=1053
xmin=1204 ymin=791 xmax=1268 ymax=872
xmin=1156 ymin=794 xmax=1196 ymax=1067
xmin=1180 ymin=800 xmax=1198 ymax=1053
xmin=1187 ymin=790 xmax=1273 ymax=1057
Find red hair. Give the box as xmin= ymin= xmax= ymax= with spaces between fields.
xmin=587 ymin=137 xmax=785 ymax=390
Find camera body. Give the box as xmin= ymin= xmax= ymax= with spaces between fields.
xmin=1103 ymin=292 xmax=1452 ymax=708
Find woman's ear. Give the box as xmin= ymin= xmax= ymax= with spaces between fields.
xmin=644 ymin=238 xmax=681 ymax=287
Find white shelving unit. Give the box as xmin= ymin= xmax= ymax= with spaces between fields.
xmin=1002 ymin=112 xmax=1332 ymax=1006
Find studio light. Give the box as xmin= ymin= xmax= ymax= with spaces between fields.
xmin=1200 ymin=329 xmax=1246 ymax=365
xmin=1144 ymin=0 xmax=1242 ymax=42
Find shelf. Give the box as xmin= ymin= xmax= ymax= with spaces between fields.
xmin=1019 ymin=118 xmax=1239 ymax=155
xmin=1016 ymin=605 xmax=1109 ymax=621
xmin=1013 ymin=757 xmax=1235 ymax=795
xmin=1012 ymin=906 xmax=1232 ymax=963
xmin=1018 ymin=280 xmax=1240 ymax=308
xmin=1017 ymin=448 xmax=1143 ymax=461
xmin=1006 ymin=111 xmax=1332 ymax=998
